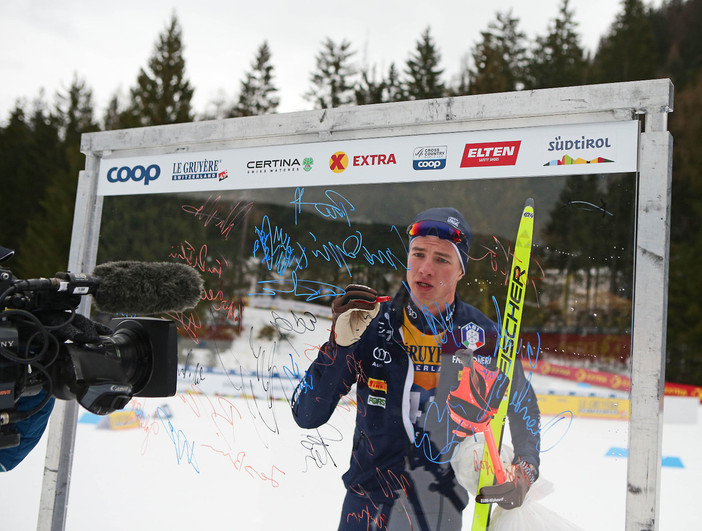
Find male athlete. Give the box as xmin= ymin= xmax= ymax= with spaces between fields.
xmin=292 ymin=207 xmax=540 ymax=530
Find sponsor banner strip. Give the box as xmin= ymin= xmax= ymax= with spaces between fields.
xmin=97 ymin=120 xmax=639 ymax=196
xmin=531 ymin=361 xmax=702 ymax=402
xmin=536 ymin=394 xmax=630 ymax=419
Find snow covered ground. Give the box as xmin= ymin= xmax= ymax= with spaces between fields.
xmin=1 ymin=304 xmax=699 ymax=530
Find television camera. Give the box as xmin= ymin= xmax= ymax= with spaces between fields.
xmin=0 ymin=254 xmax=179 ymax=451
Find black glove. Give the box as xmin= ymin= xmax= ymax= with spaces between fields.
xmin=476 ymin=458 xmax=537 ymax=509
xmin=331 ymin=284 xmax=380 ymax=346
xmin=447 ymin=348 xmax=509 ymax=437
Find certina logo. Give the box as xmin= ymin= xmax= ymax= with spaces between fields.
xmin=107 ymin=164 xmax=160 ymax=185
xmin=247 ymin=158 xmax=305 ymax=174
xmin=172 ymin=159 xmax=222 ymax=181
xmin=329 ymin=151 xmax=397 ymax=173
xmin=460 ymin=141 xmax=521 ymax=168
xmin=413 ymin=145 xmax=447 ymax=170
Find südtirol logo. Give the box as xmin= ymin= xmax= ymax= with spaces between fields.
xmin=330 ymin=152 xmax=348 ymax=173
xmin=543 ymin=134 xmax=614 ymax=166
xmin=460 ymin=141 xmax=521 ymax=168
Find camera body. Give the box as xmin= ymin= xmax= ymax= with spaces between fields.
xmin=0 ymin=264 xmax=178 ymax=451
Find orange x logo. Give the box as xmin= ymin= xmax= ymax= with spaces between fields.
xmin=330 ymin=152 xmax=348 ymax=173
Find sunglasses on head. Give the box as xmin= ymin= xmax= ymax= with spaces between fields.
xmin=407 ymin=220 xmax=465 ymax=244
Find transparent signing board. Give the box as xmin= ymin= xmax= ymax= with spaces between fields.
xmin=40 ymin=82 xmax=674 ymax=531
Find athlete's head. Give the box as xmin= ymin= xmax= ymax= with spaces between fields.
xmin=406 ymin=207 xmax=472 ymax=313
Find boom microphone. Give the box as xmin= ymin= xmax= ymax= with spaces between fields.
xmin=91 ymin=261 xmax=204 ymax=315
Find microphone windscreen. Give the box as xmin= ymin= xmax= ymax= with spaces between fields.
xmin=92 ymin=261 xmax=203 ymax=315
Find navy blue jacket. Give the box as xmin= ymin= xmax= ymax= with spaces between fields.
xmin=292 ymin=290 xmax=541 ymax=493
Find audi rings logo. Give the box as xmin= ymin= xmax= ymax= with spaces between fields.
xmin=107 ymin=164 xmax=161 ymax=186
xmin=373 ymin=347 xmax=392 ymax=364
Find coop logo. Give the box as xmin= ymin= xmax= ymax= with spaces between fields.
xmin=246 ymin=158 xmax=304 ymax=173
xmin=106 ymin=164 xmax=161 ymax=185
xmin=413 ymin=145 xmax=447 ymax=170
xmin=171 ymin=158 xmax=221 ymax=181
xmin=329 ymin=151 xmax=397 ymax=173
xmin=461 ymin=322 xmax=485 ymax=351
xmin=460 ymin=141 xmax=521 ymax=168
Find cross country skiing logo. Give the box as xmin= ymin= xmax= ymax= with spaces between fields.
xmin=461 ymin=322 xmax=485 ymax=351
xmin=413 ymin=145 xmax=447 ymax=170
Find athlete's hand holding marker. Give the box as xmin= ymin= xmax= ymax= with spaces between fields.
xmin=331 ymin=284 xmax=387 ymax=346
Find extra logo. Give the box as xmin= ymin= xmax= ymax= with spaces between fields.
xmin=107 ymin=164 xmax=160 ymax=186
xmin=460 ymin=141 xmax=521 ymax=168
xmin=330 ymin=152 xmax=349 ymax=173
xmin=461 ymin=322 xmax=485 ymax=351
xmin=329 ymin=151 xmax=397 ymax=173
xmin=413 ymin=145 xmax=447 ymax=170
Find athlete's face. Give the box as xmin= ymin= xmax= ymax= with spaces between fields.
xmin=407 ymin=236 xmax=464 ymax=315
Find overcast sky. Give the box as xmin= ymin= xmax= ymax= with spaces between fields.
xmin=1 ymin=0 xmax=664 ymax=121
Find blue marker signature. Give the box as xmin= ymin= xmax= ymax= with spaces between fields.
xmin=157 ymin=406 xmax=200 ymax=473
xmin=291 ymin=187 xmax=355 ymax=226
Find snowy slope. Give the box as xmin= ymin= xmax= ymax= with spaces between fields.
xmin=0 ymin=301 xmax=699 ymax=530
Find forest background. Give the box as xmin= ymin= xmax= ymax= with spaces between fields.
xmin=1 ymin=0 xmax=700 ymax=385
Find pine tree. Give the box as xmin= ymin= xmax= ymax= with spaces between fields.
xmin=592 ymin=0 xmax=659 ymax=83
xmin=103 ymin=92 xmax=122 ymax=131
xmin=354 ymin=64 xmax=386 ymax=105
xmin=667 ymin=76 xmax=702 ymax=385
xmin=0 ymin=105 xmax=33 ymax=259
xmin=463 ymin=10 xmax=527 ymax=95
xmin=17 ymin=76 xmax=98 ymax=277
xmin=305 ymin=38 xmax=357 ymax=109
xmin=120 ymin=12 xmax=194 ymax=127
xmin=404 ymin=27 xmax=445 ymax=100
xmin=230 ymin=41 xmax=279 ymax=117
xmin=385 ymin=63 xmax=406 ymax=102
xmin=526 ymin=0 xmax=588 ymax=89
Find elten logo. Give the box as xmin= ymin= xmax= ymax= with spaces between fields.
xmin=460 ymin=141 xmax=521 ymax=168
